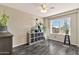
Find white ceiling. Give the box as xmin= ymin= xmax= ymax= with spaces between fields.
xmin=1 ymin=3 xmax=79 ymax=17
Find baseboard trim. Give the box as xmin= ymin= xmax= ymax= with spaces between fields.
xmin=48 ymin=39 xmax=77 ymax=47
xmin=13 ymin=43 xmax=29 ymax=49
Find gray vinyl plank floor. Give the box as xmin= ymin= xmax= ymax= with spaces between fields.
xmin=12 ymin=40 xmax=79 ymax=55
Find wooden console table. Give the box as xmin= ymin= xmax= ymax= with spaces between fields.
xmin=0 ymin=32 xmax=13 ymax=55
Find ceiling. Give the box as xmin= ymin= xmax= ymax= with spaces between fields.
xmin=1 ymin=3 xmax=79 ymax=17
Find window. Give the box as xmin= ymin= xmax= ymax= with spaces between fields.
xmin=50 ymin=17 xmax=71 ymax=35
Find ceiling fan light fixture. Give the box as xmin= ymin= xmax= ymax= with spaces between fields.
xmin=41 ymin=8 xmax=47 ymax=13
xmin=41 ymin=4 xmax=47 ymax=13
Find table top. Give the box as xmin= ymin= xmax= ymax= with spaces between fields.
xmin=0 ymin=31 xmax=13 ymax=38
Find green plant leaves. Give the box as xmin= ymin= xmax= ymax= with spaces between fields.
xmin=63 ymin=21 xmax=69 ymax=34
xmin=0 ymin=14 xmax=9 ymax=26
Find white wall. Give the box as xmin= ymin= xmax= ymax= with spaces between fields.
xmin=0 ymin=5 xmax=43 ymax=47
xmin=77 ymin=10 xmax=79 ymax=47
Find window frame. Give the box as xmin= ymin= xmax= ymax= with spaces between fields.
xmin=50 ymin=17 xmax=71 ymax=35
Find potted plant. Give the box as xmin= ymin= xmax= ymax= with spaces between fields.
xmin=38 ymin=23 xmax=47 ymax=39
xmin=0 ymin=13 xmax=9 ymax=31
xmin=63 ymin=21 xmax=69 ymax=35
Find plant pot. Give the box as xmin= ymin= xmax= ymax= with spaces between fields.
xmin=66 ymin=30 xmax=69 ymax=34
xmin=0 ymin=26 xmax=7 ymax=31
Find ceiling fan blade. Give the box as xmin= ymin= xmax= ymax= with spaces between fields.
xmin=50 ymin=7 xmax=54 ymax=9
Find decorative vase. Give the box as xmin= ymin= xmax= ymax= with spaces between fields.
xmin=0 ymin=26 xmax=7 ymax=32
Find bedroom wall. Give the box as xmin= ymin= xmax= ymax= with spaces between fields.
xmin=43 ymin=9 xmax=78 ymax=45
xmin=0 ymin=5 xmax=43 ymax=47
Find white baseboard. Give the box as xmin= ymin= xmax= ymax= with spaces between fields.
xmin=13 ymin=42 xmax=27 ymax=48
xmin=48 ymin=39 xmax=78 ymax=46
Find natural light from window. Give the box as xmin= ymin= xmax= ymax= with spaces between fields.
xmin=50 ymin=17 xmax=71 ymax=35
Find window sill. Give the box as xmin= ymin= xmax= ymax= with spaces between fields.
xmin=50 ymin=33 xmax=71 ymax=36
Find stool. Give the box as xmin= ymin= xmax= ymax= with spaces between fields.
xmin=64 ymin=35 xmax=70 ymax=45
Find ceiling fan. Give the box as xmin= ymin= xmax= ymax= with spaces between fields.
xmin=40 ymin=3 xmax=54 ymax=13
